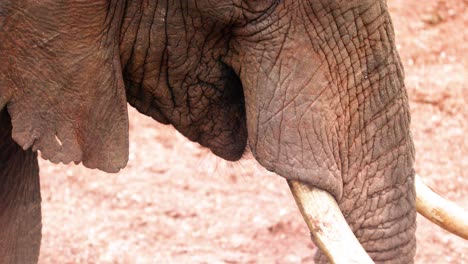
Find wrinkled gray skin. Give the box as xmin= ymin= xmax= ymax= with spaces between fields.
xmin=0 ymin=1 xmax=416 ymax=263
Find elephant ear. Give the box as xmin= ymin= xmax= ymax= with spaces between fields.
xmin=0 ymin=2 xmax=128 ymax=172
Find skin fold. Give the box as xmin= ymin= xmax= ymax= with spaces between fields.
xmin=0 ymin=1 xmax=416 ymax=263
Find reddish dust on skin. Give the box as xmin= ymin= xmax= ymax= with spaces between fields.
xmin=310 ymin=217 xmax=325 ymax=235
xmin=38 ymin=0 xmax=466 ymax=263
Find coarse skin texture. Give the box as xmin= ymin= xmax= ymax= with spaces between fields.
xmin=0 ymin=0 xmax=416 ymax=263
xmin=0 ymin=1 xmax=129 ymax=172
xmin=121 ymin=1 xmax=416 ymax=261
xmin=0 ymin=109 xmax=41 ymax=263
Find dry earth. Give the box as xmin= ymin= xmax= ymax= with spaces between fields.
xmin=38 ymin=0 xmax=467 ymax=263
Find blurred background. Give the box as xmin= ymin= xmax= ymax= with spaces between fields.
xmin=38 ymin=0 xmax=467 ymax=263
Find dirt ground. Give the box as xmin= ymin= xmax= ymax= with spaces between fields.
xmin=37 ymin=0 xmax=467 ymax=263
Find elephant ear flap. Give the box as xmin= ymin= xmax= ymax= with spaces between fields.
xmin=0 ymin=3 xmax=129 ymax=172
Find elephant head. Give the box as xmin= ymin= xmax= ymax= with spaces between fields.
xmin=0 ymin=1 xmax=466 ymax=263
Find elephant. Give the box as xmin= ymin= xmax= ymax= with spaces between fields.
xmin=0 ymin=1 xmax=466 ymax=263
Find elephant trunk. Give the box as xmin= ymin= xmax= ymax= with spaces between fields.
xmin=230 ymin=2 xmax=417 ymax=263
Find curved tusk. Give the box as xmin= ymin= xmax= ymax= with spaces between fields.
xmin=415 ymin=175 xmax=468 ymax=240
xmin=287 ymin=180 xmax=374 ymax=264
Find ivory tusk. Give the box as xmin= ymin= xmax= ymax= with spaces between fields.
xmin=287 ymin=180 xmax=374 ymax=264
xmin=415 ymin=175 xmax=468 ymax=240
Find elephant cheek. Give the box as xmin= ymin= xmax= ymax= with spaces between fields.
xmin=239 ymin=48 xmax=345 ymax=200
